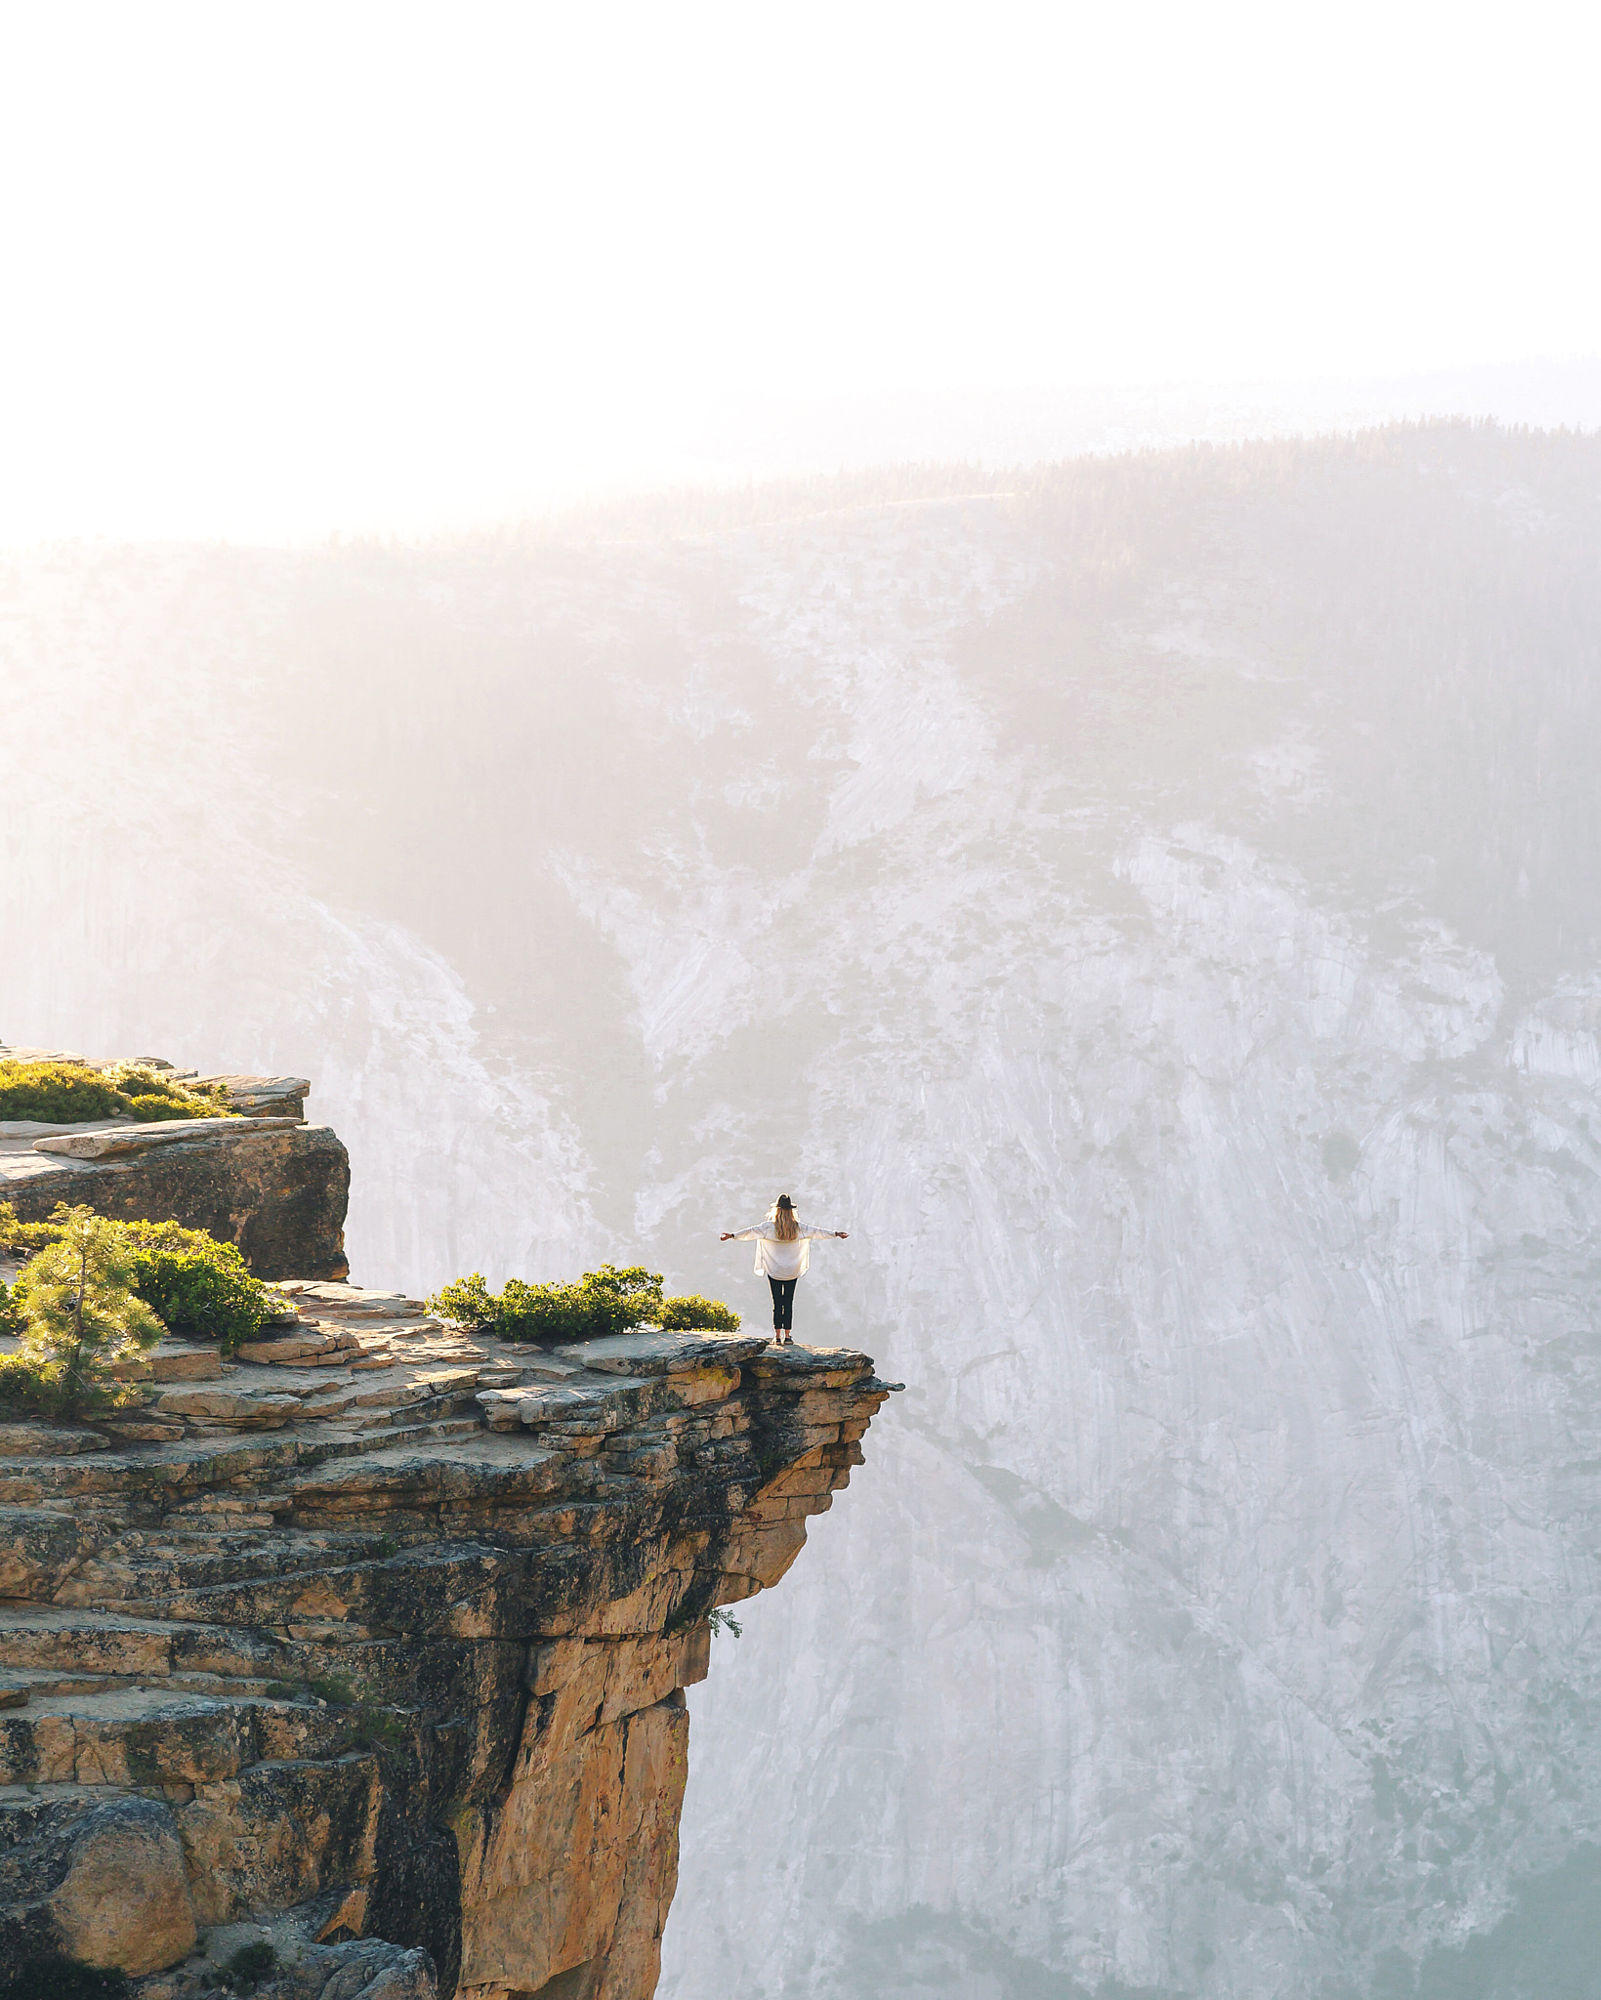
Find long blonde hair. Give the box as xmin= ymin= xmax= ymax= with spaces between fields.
xmin=769 ymin=1194 xmax=800 ymax=1241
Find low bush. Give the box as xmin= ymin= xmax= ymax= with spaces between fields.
xmin=428 ymin=1265 xmax=660 ymax=1344
xmin=0 ymin=1200 xmax=59 ymax=1255
xmin=428 ymin=1262 xmax=739 ymax=1343
xmin=0 ymin=1206 xmax=271 ymax=1359
xmin=118 ymin=1219 xmax=267 ymax=1354
xmin=221 ymin=1940 xmax=277 ymax=1995
xmin=307 ymin=1671 xmax=356 ymax=1706
xmin=0 ymin=1348 xmax=64 ymax=1412
xmin=657 ymin=1293 xmax=741 ymax=1331
xmin=426 ymin=1271 xmax=498 ymax=1331
xmin=0 ymin=1062 xmax=124 ymax=1123
xmin=352 ymin=1704 xmax=406 ymax=1751
xmin=0 ymin=1058 xmax=234 ymax=1125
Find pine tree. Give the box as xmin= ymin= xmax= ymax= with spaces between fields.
xmin=9 ymin=1206 xmax=161 ymax=1415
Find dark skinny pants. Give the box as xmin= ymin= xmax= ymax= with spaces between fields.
xmin=768 ymin=1277 xmax=798 ymax=1330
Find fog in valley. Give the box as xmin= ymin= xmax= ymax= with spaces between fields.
xmin=7 ymin=422 xmax=1601 ymax=1996
xmin=8 ymin=3 xmax=1601 ymax=1994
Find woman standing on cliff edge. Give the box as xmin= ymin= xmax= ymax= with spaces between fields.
xmin=721 ymin=1195 xmax=848 ymax=1344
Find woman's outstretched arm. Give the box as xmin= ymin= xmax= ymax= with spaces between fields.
xmin=720 ymin=1226 xmax=764 ymax=1240
xmin=801 ymin=1225 xmax=849 ymax=1239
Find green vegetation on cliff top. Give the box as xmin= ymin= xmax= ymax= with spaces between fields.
xmin=1 ymin=1206 xmax=276 ymax=1411
xmin=429 ymin=1262 xmax=740 ymax=1344
xmin=0 ymin=1206 xmax=161 ymax=1417
xmin=0 ymin=1059 xmax=236 ymax=1124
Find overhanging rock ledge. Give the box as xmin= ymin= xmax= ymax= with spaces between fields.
xmin=0 ymin=1060 xmax=894 ymax=2000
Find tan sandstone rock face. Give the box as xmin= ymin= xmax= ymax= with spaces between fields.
xmin=0 ymin=1060 xmax=895 ymax=1997
xmin=455 ymin=1635 xmax=700 ymax=1999
xmin=0 ymin=1281 xmax=894 ymax=2000
xmin=49 ymin=1798 xmax=200 ymax=1973
xmin=0 ymin=1062 xmax=349 ymax=1278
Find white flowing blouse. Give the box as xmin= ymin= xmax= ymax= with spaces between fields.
xmin=730 ymin=1223 xmax=838 ymax=1280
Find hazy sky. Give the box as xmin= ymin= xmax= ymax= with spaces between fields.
xmin=1 ymin=0 xmax=1597 ymax=538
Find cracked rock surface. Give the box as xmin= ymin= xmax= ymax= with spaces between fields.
xmin=0 ymin=1281 xmax=892 ymax=2000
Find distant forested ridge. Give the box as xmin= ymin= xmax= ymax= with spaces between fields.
xmin=8 ymin=422 xmax=1601 ymax=1999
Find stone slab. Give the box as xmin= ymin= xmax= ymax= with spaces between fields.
xmin=236 ymin=1329 xmax=359 ymax=1364
xmin=31 ymin=1116 xmax=303 ymax=1161
xmin=743 ymin=1342 xmax=874 ymax=1381
xmin=0 ymin=1422 xmax=110 ymax=1458
xmin=0 ymin=1119 xmax=138 ymax=1139
xmin=152 ymin=1386 xmax=304 ymax=1423
xmin=555 ymin=1330 xmax=769 ymax=1377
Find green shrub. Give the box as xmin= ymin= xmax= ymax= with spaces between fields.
xmin=352 ymin=1704 xmax=406 ymax=1751
xmin=0 ymin=1207 xmax=160 ymax=1417
xmin=429 ymin=1263 xmax=664 ymax=1345
xmin=0 ymin=1062 xmax=124 ymax=1123
xmin=427 ymin=1271 xmax=498 ymax=1330
xmin=221 ymin=1939 xmax=277 ymax=1994
xmin=0 ymin=1059 xmax=234 ymax=1125
xmin=307 ymin=1671 xmax=356 ymax=1706
xmin=0 ymin=1348 xmax=65 ymax=1412
xmin=119 ymin=1220 xmax=267 ymax=1354
xmin=1 ymin=1206 xmax=270 ymax=1356
xmin=428 ymin=1263 xmax=739 ymax=1344
xmin=583 ymin=1264 xmax=667 ymax=1324
xmin=0 ymin=1956 xmax=130 ymax=2000
xmin=0 ymin=1200 xmax=59 ymax=1257
xmin=101 ymin=1061 xmax=234 ymax=1121
xmin=657 ymin=1294 xmax=741 ymax=1331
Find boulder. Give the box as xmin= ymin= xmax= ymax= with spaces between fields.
xmin=1 ymin=1121 xmax=350 ymax=1279
xmin=48 ymin=1796 xmax=198 ymax=1973
xmin=196 ymin=1073 xmax=311 ymax=1120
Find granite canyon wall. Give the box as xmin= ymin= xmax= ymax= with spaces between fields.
xmin=6 ymin=425 xmax=1601 ymax=1997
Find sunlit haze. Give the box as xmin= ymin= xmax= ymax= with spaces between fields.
xmin=10 ymin=12 xmax=1601 ymax=1995
xmin=2 ymin=0 xmax=1598 ymax=539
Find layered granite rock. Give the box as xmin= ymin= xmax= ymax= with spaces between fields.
xmin=0 ymin=1051 xmax=348 ymax=1279
xmin=0 ymin=1284 xmax=894 ymax=1999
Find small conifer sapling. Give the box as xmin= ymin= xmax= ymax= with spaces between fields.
xmin=8 ymin=1206 xmax=161 ymax=1415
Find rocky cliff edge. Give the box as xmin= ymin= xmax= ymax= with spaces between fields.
xmin=0 ymin=1048 xmax=348 ymax=1280
xmin=0 ymin=1065 xmax=894 ymax=2000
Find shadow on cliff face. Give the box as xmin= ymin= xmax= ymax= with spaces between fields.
xmin=365 ymin=1804 xmax=461 ymax=1997
xmin=833 ymin=1909 xmax=1159 ymax=2000
xmin=1379 ymin=1844 xmax=1601 ymax=2000
xmin=965 ymin=1461 xmax=1098 ymax=1569
xmin=839 ymin=1851 xmax=1601 ymax=2000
